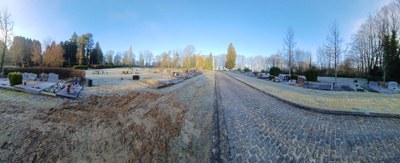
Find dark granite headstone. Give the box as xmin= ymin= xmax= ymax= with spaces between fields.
xmin=132 ymin=75 xmax=140 ymax=80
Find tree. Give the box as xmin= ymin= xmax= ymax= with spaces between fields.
xmin=76 ymin=33 xmax=94 ymax=65
xmin=31 ymin=40 xmax=42 ymax=66
xmin=268 ymin=53 xmax=283 ymax=69
xmin=195 ymin=55 xmax=205 ymax=70
xmin=114 ymin=52 xmax=122 ymax=66
xmin=383 ymin=30 xmax=400 ymax=81
xmin=183 ymin=45 xmax=195 ymax=68
xmin=225 ymin=43 xmax=236 ymax=70
xmin=172 ymin=50 xmax=181 ymax=68
xmin=316 ymin=46 xmax=328 ymax=69
xmin=91 ymin=42 xmax=103 ymax=65
xmin=43 ymin=42 xmax=64 ymax=67
xmin=143 ymin=50 xmax=153 ymax=67
xmin=138 ymin=51 xmax=144 ymax=67
xmin=205 ymin=52 xmax=213 ymax=70
xmin=160 ymin=51 xmax=172 ymax=68
xmin=0 ymin=8 xmax=13 ymax=73
xmin=105 ymin=50 xmax=114 ymax=65
xmin=8 ymin=36 xmax=23 ymax=66
xmin=283 ymin=28 xmax=296 ymax=76
xmin=61 ymin=40 xmax=77 ymax=66
xmin=326 ymin=21 xmax=343 ymax=84
xmin=128 ymin=46 xmax=134 ymax=66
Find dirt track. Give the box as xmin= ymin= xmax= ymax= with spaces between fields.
xmin=0 ymin=71 xmax=215 ymax=162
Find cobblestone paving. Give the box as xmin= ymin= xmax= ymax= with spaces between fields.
xmin=216 ymin=72 xmax=400 ymax=162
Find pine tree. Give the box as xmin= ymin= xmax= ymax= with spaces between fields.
xmin=225 ymin=43 xmax=236 ymax=70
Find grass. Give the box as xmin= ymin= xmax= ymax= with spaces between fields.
xmin=227 ymin=72 xmax=400 ymax=115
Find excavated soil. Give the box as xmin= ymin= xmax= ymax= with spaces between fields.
xmin=1 ymin=71 xmax=215 ymax=162
xmin=1 ymin=91 xmax=187 ymax=162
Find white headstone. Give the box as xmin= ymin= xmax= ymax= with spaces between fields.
xmin=28 ymin=73 xmax=37 ymax=81
xmin=368 ymin=81 xmax=378 ymax=87
xmin=22 ymin=73 xmax=29 ymax=81
xmin=48 ymin=73 xmax=59 ymax=82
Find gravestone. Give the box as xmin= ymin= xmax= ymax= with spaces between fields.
xmin=132 ymin=75 xmax=140 ymax=80
xmin=48 ymin=73 xmax=59 ymax=82
xmin=388 ymin=81 xmax=398 ymax=90
xmin=288 ymin=80 xmax=296 ymax=85
xmin=40 ymin=73 xmax=48 ymax=81
xmin=318 ymin=84 xmax=332 ymax=90
xmin=368 ymin=81 xmax=378 ymax=87
xmin=22 ymin=73 xmax=29 ymax=81
xmin=296 ymin=77 xmax=305 ymax=84
xmin=278 ymin=74 xmax=286 ymax=82
xmin=257 ymin=73 xmax=268 ymax=79
xmin=347 ymin=83 xmax=357 ymax=91
xmin=28 ymin=73 xmax=37 ymax=81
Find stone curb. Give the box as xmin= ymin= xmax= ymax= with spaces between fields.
xmin=223 ymin=72 xmax=400 ymax=119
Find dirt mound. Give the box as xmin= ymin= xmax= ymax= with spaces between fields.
xmin=4 ymin=91 xmax=187 ymax=162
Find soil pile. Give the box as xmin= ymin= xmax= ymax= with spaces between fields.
xmin=1 ymin=91 xmax=187 ymax=162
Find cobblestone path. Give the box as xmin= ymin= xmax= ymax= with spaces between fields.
xmin=215 ymin=72 xmax=400 ymax=162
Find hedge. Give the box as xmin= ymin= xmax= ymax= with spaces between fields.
xmin=7 ymin=72 xmax=22 ymax=86
xmin=304 ymin=69 xmax=319 ymax=81
xmin=4 ymin=67 xmax=85 ymax=79
xmin=73 ymin=65 xmax=89 ymax=70
xmin=290 ymin=74 xmax=299 ymax=80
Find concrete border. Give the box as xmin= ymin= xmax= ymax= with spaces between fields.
xmin=223 ymin=72 xmax=400 ymax=119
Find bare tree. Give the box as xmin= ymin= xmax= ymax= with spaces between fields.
xmin=105 ymin=50 xmax=114 ymax=65
xmin=0 ymin=8 xmax=13 ymax=73
xmin=268 ymin=54 xmax=283 ymax=68
xmin=143 ymin=50 xmax=153 ymax=67
xmin=326 ymin=21 xmax=343 ymax=84
xmin=283 ymin=28 xmax=296 ymax=76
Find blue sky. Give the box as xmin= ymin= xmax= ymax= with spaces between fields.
xmin=3 ymin=0 xmax=392 ymax=57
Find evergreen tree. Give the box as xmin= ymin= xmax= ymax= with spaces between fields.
xmin=383 ymin=30 xmax=400 ymax=81
xmin=225 ymin=43 xmax=236 ymax=70
xmin=91 ymin=42 xmax=103 ymax=64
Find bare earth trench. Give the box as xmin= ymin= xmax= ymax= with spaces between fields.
xmin=0 ymin=71 xmax=215 ymax=162
xmin=215 ymin=71 xmax=400 ymax=162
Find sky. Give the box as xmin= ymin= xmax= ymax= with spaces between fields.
xmin=2 ymin=0 xmax=393 ymax=57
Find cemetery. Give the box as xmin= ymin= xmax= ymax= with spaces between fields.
xmin=1 ymin=71 xmax=84 ymax=98
xmin=229 ymin=71 xmax=400 ymax=115
xmin=242 ymin=70 xmax=399 ymax=93
xmin=0 ymin=67 xmax=202 ymax=98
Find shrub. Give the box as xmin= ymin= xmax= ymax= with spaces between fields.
xmin=269 ymin=67 xmax=281 ymax=76
xmin=290 ymin=74 xmax=299 ymax=80
xmin=73 ymin=65 xmax=89 ymax=70
xmin=304 ymin=69 xmax=319 ymax=81
xmin=243 ymin=67 xmax=251 ymax=73
xmin=7 ymin=72 xmax=22 ymax=86
xmin=4 ymin=67 xmax=85 ymax=79
xmin=367 ymin=66 xmax=382 ymax=81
